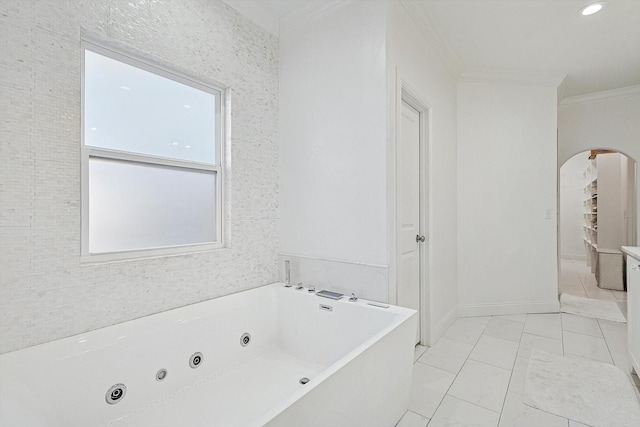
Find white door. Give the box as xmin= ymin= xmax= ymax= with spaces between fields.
xmin=397 ymin=100 xmax=422 ymax=344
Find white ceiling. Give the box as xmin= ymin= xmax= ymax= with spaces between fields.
xmin=259 ymin=0 xmax=326 ymax=16
xmin=236 ymin=0 xmax=640 ymax=98
xmin=414 ymin=0 xmax=640 ymax=97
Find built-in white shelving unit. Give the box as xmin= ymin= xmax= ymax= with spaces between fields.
xmin=582 ymin=158 xmax=598 ymax=269
xmin=582 ymin=152 xmax=626 ymax=290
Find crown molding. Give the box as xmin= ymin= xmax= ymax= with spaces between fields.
xmin=559 ymin=85 xmax=640 ymax=109
xmin=279 ymin=0 xmax=353 ymax=36
xmin=459 ymin=69 xmax=566 ymax=88
xmin=219 ymin=0 xmax=279 ymax=36
xmin=398 ymin=0 xmax=462 ymax=79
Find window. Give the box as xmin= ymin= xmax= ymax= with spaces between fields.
xmin=81 ymin=42 xmax=224 ymax=262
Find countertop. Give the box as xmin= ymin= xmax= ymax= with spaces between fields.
xmin=622 ymin=246 xmax=640 ymax=261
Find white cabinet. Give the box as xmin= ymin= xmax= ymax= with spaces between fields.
xmin=622 ymin=246 xmax=640 ymax=376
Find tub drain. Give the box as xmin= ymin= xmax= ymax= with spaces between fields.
xmin=299 ymin=377 xmax=310 ymax=385
xmin=105 ymin=383 xmax=126 ymax=405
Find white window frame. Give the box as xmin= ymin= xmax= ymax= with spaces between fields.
xmin=81 ymin=40 xmax=225 ymax=263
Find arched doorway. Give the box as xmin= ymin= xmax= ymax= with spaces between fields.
xmin=558 ymin=149 xmax=637 ymax=317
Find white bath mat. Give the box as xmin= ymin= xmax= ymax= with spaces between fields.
xmin=560 ymin=293 xmax=626 ymax=323
xmin=523 ymin=349 xmax=640 ymax=427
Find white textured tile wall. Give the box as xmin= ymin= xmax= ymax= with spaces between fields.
xmin=0 ymin=0 xmax=279 ymax=353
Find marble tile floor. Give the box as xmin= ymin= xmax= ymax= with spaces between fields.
xmin=397 ymin=259 xmax=637 ymax=427
xmin=559 ymin=258 xmax=627 ymax=317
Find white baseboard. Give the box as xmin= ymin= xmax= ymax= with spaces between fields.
xmin=457 ymin=300 xmax=560 ymax=317
xmin=430 ymin=305 xmax=458 ymax=346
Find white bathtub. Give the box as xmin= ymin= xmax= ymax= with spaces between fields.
xmin=0 ymin=283 xmax=416 ymax=427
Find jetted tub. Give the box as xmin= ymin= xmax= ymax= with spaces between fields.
xmin=0 ymin=283 xmax=416 ymax=427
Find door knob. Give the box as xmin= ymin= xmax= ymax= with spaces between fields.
xmin=416 ymin=235 xmax=425 ymax=243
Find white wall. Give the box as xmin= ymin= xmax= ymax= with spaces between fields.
xmin=623 ymin=155 xmax=636 ymax=245
xmin=597 ymin=152 xmax=625 ymax=250
xmin=278 ymin=2 xmax=460 ymax=341
xmin=457 ymin=82 xmax=559 ymax=316
xmin=0 ymin=0 xmax=279 ymax=353
xmin=622 ymin=156 xmax=629 ymax=246
xmin=387 ymin=2 xmax=459 ymax=342
xmin=558 ymin=87 xmax=640 ymax=244
xmin=560 ymin=152 xmax=591 ymax=260
xmin=279 ymin=2 xmax=389 ymax=299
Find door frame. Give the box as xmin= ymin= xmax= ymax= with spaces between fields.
xmin=388 ymin=67 xmax=431 ymax=346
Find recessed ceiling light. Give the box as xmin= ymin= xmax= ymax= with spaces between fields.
xmin=579 ymin=2 xmax=606 ymax=16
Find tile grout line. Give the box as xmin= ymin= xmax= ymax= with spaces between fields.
xmin=596 ymin=318 xmax=616 ymax=366
xmin=574 ymin=259 xmax=592 ymax=297
xmin=398 ymin=409 xmax=428 ymax=426
xmin=496 ymin=314 xmax=527 ymax=427
xmin=426 ymin=320 xmax=489 ymax=422
xmin=542 ymin=303 xmax=574 ymax=427
xmin=443 ymin=394 xmax=501 ymax=416
xmin=571 ymin=259 xmax=586 ymax=297
xmin=521 ymin=330 xmax=563 ymax=341
xmin=556 ymin=276 xmax=573 ymax=427
xmin=559 ymin=308 xmax=565 ymax=356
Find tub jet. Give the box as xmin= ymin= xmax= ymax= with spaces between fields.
xmin=240 ymin=333 xmax=251 ymax=347
xmin=156 ymin=369 xmax=168 ymax=381
xmin=105 ymin=383 xmax=126 ymax=405
xmin=189 ymin=352 xmax=203 ymax=369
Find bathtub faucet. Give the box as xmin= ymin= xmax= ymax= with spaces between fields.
xmin=284 ymin=260 xmax=292 ymax=287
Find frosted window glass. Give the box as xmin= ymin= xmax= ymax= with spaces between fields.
xmin=89 ymin=158 xmax=216 ymax=253
xmin=84 ymin=50 xmax=216 ymax=164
